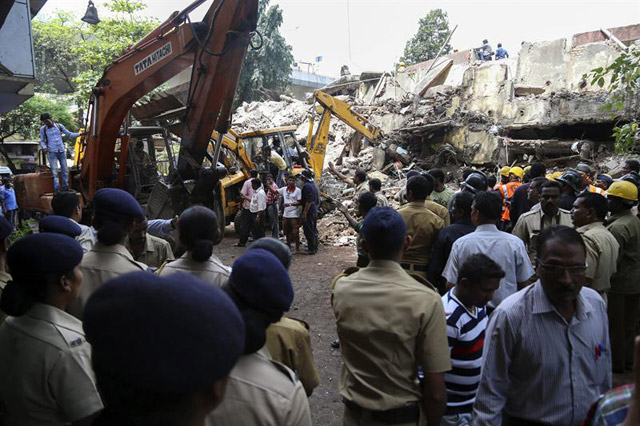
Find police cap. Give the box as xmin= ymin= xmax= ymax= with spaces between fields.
xmin=39 ymin=215 xmax=82 ymax=238
xmin=8 ymin=233 xmax=83 ymax=274
xmin=94 ymin=188 xmax=144 ymax=220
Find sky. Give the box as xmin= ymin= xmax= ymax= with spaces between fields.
xmin=39 ymin=0 xmax=640 ymax=78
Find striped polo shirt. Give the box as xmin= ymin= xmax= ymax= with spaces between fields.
xmin=441 ymin=289 xmax=487 ymax=415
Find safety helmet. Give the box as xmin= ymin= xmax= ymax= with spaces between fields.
xmin=620 ymin=172 xmax=640 ymax=186
xmin=547 ymin=171 xmax=563 ymax=181
xmin=499 ymin=166 xmax=511 ymax=177
xmin=524 ymin=165 xmax=532 ymax=175
xmin=509 ymin=166 xmax=524 ymax=179
xmin=575 ymin=163 xmax=593 ymax=175
xmin=606 ymin=180 xmax=638 ymax=202
xmin=555 ymin=169 xmax=581 ymax=192
xmin=461 ymin=172 xmax=488 ymax=194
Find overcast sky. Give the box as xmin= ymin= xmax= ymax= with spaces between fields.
xmin=39 ymin=0 xmax=640 ymax=77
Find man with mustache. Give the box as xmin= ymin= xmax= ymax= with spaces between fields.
xmin=473 ymin=225 xmax=611 ymax=426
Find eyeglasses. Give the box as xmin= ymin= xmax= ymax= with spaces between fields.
xmin=536 ymin=259 xmax=587 ymax=275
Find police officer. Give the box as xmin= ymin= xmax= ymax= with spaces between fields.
xmin=332 ymin=207 xmax=451 ymax=426
xmin=0 ymin=233 xmax=103 ymax=425
xmin=84 ymin=271 xmax=245 ymax=426
xmin=555 ymin=169 xmax=582 ymax=210
xmin=605 ymin=180 xmax=640 ymax=373
xmin=512 ymin=180 xmax=572 ymax=263
xmin=68 ymin=188 xmax=147 ymax=319
xmin=250 ymin=237 xmax=321 ymax=397
xmin=207 ymin=249 xmax=312 ymax=426
xmin=39 ymin=215 xmax=82 ymax=238
xmin=127 ymin=216 xmax=174 ymax=270
xmin=159 ymin=206 xmax=230 ymax=287
xmin=397 ymin=175 xmax=444 ymax=279
xmin=0 ymin=217 xmax=13 ymax=324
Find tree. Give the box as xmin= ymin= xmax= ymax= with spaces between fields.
xmin=32 ymin=1 xmax=158 ymax=108
xmin=0 ymin=96 xmax=76 ymax=172
xmin=589 ymin=47 xmax=640 ymax=153
xmin=234 ymin=0 xmax=294 ymax=107
xmin=400 ymin=9 xmax=451 ymax=66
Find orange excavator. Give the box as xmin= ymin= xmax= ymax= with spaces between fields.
xmin=14 ymin=0 xmax=259 ymax=213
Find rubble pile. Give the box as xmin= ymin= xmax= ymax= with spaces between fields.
xmin=232 ymin=97 xmax=310 ymax=134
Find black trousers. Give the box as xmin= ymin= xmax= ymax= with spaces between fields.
xmin=302 ymin=208 xmax=318 ymax=252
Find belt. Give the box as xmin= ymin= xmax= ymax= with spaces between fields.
xmin=503 ymin=415 xmax=550 ymax=426
xmin=400 ymin=263 xmax=427 ymax=272
xmin=343 ymin=399 xmax=419 ymax=424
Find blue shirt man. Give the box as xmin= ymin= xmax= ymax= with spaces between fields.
xmin=39 ymin=113 xmax=81 ymax=191
xmin=495 ymin=43 xmax=509 ymax=60
xmin=300 ymin=170 xmax=319 ymax=254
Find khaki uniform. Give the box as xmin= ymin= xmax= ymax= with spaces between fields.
xmin=511 ymin=206 xmax=572 ymax=263
xmin=0 ymin=270 xmax=10 ymax=325
xmin=132 ymin=234 xmax=175 ymax=269
xmin=576 ymin=221 xmax=619 ymax=293
xmin=76 ymin=222 xmax=95 ymax=253
xmin=332 ymin=260 xmax=451 ymax=425
xmin=0 ymin=303 xmax=103 ymax=425
xmin=605 ymin=210 xmax=640 ymax=372
xmin=266 ymin=317 xmax=320 ymax=396
xmin=159 ymin=251 xmax=231 ymax=287
xmin=425 ymin=199 xmax=450 ymax=226
xmin=205 ymin=348 xmax=312 ymax=426
xmin=397 ymin=201 xmax=444 ymax=278
xmin=68 ymin=242 xmax=147 ymax=319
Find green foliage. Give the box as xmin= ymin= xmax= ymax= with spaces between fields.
xmin=588 ymin=48 xmax=640 ymax=153
xmin=0 ymin=95 xmax=76 ymax=141
xmin=10 ymin=220 xmax=35 ymax=243
xmin=33 ymin=0 xmax=158 ymax=107
xmin=400 ymin=9 xmax=451 ymax=66
xmin=234 ymin=0 xmax=294 ymax=107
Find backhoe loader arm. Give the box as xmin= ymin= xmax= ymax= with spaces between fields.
xmin=81 ymin=0 xmax=258 ymax=199
xmin=307 ymin=90 xmax=382 ymax=181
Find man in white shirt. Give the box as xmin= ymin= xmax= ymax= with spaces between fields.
xmin=278 ymin=175 xmax=302 ymax=252
xmin=248 ymin=178 xmax=267 ymax=241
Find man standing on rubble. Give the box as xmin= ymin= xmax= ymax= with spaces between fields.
xmin=328 ymin=162 xmax=368 ymax=198
xmin=495 ymin=43 xmax=509 ymax=59
xmin=39 ymin=113 xmax=84 ymax=192
xmin=300 ymin=170 xmax=319 ymax=254
xmin=398 ymin=175 xmax=444 ymax=280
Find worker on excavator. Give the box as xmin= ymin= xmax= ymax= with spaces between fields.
xmin=39 ymin=113 xmax=85 ymax=192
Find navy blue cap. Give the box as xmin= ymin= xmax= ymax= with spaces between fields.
xmin=361 ymin=206 xmax=407 ymax=248
xmin=39 ymin=215 xmax=82 ymax=238
xmin=83 ymin=272 xmax=245 ymax=393
xmin=0 ymin=216 xmax=13 ymax=240
xmin=94 ymin=188 xmax=144 ymax=220
xmin=248 ymin=237 xmax=292 ymax=270
xmin=8 ymin=233 xmax=83 ymax=274
xmin=597 ymin=174 xmax=614 ymax=185
xmin=229 ymin=249 xmax=293 ymax=316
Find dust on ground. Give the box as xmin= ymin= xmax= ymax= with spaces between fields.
xmin=214 ymin=226 xmax=351 ymax=426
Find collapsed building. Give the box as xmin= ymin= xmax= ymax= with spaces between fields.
xmin=134 ymin=25 xmax=640 ymax=246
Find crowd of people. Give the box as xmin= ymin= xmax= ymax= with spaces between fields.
xmin=1 ymin=157 xmax=640 ymax=426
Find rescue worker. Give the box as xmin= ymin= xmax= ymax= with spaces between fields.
xmin=0 ymin=233 xmax=103 ymax=425
xmin=512 ymin=180 xmax=573 ymax=263
xmin=497 ymin=166 xmax=523 ymax=231
xmin=398 ymin=175 xmax=444 ymax=280
xmin=264 ymin=146 xmax=287 ymax=186
xmin=328 ymin=161 xmax=369 ymax=198
xmin=127 ymin=216 xmax=174 ymax=271
xmin=160 ymin=206 xmax=231 ymax=288
xmin=51 ymin=191 xmax=95 ymax=252
xmin=571 ymin=192 xmax=619 ymax=302
xmin=555 ymin=169 xmax=582 ymax=210
xmin=332 ymin=207 xmax=451 ymax=426
xmin=447 ymin=171 xmax=488 ymax=212
xmin=300 ymin=169 xmax=319 ymax=254
xmin=595 ymin=173 xmax=614 ymax=191
xmin=576 ymin=163 xmax=605 ymax=194
xmin=368 ymin=178 xmax=388 ymax=206
xmin=605 ymin=181 xmax=640 ymax=373
xmin=494 ymin=166 xmax=511 ymax=190
xmin=207 ymin=249 xmax=312 ymax=425
xmin=251 ymin=238 xmax=321 ymax=397
xmin=423 ymin=172 xmax=451 ymax=226
xmin=68 ymin=188 xmax=147 ymax=320
xmin=428 ymin=168 xmax=455 ymax=207
xmin=622 ymin=159 xmax=640 ymax=176
xmin=337 ymin=192 xmax=378 ymax=268
xmin=0 ymin=217 xmax=14 ymax=324
xmin=84 ymin=271 xmax=245 ymax=426
xmin=39 ymin=215 xmax=82 ymax=238
xmin=510 ymin=163 xmax=546 ymax=226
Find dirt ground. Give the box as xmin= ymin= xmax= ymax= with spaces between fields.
xmin=214 ymin=226 xmax=353 ymax=426
xmin=213 ymin=226 xmax=635 ymax=425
